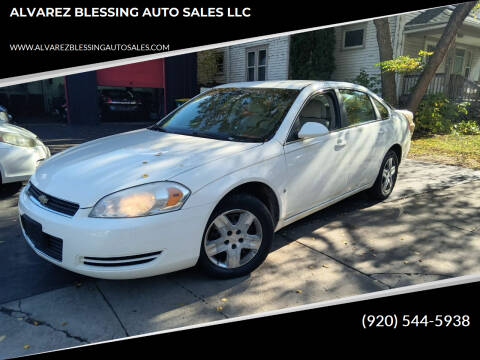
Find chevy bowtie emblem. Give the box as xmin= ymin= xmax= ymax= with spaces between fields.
xmin=38 ymin=194 xmax=49 ymax=205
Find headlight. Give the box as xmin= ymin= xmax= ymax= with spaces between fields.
xmin=0 ymin=112 xmax=8 ymax=123
xmin=89 ymin=182 xmax=191 ymax=218
xmin=0 ymin=131 xmax=36 ymax=147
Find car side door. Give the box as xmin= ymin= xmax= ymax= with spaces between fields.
xmin=336 ymin=89 xmax=389 ymax=192
xmin=282 ymin=89 xmax=349 ymax=218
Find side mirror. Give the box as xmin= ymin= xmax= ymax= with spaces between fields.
xmin=298 ymin=122 xmax=329 ymax=139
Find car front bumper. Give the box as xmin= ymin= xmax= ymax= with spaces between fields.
xmin=0 ymin=144 xmax=50 ymax=183
xmin=18 ymin=185 xmax=209 ymax=279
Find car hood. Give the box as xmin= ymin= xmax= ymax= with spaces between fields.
xmin=0 ymin=123 xmax=38 ymax=139
xmin=31 ymin=128 xmax=262 ymax=208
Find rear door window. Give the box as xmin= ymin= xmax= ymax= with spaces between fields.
xmin=339 ymin=89 xmax=377 ymax=126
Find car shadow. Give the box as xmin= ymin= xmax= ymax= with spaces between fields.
xmin=0 ymin=182 xmax=23 ymax=200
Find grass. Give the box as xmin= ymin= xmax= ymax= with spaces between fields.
xmin=408 ymin=134 xmax=480 ymax=170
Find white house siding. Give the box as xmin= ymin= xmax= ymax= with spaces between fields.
xmin=226 ymin=36 xmax=290 ymax=82
xmin=330 ymin=17 xmax=398 ymax=85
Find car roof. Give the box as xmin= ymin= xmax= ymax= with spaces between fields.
xmin=214 ymin=80 xmax=371 ymax=92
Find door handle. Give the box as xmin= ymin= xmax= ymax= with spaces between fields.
xmin=335 ymin=139 xmax=346 ymax=150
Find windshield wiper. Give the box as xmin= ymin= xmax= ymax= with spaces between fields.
xmin=226 ymin=134 xmax=262 ymax=143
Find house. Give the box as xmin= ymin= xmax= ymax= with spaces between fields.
xmin=198 ymin=36 xmax=290 ymax=86
xmin=199 ymin=5 xmax=480 ymax=104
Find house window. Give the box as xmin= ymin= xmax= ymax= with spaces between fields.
xmin=464 ymin=50 xmax=472 ymax=79
xmin=246 ymin=47 xmax=267 ymax=81
xmin=343 ymin=28 xmax=365 ymax=49
xmin=453 ymin=49 xmax=466 ymax=75
xmin=215 ymin=52 xmax=224 ymax=74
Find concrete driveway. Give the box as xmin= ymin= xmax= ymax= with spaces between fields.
xmin=1 ymin=126 xmax=479 ymax=357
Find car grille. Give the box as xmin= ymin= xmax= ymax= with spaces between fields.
xmin=28 ymin=183 xmax=80 ymax=217
xmin=21 ymin=214 xmax=63 ymax=262
xmin=82 ymin=251 xmax=162 ymax=267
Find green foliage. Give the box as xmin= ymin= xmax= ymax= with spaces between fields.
xmin=350 ymin=69 xmax=381 ymax=94
xmin=197 ymin=50 xmax=219 ymax=87
xmin=452 ymin=120 xmax=480 ymax=135
xmin=415 ymin=94 xmax=470 ymax=135
xmin=473 ymin=2 xmax=480 ymax=18
xmin=289 ymin=28 xmax=336 ymax=80
xmin=375 ymin=50 xmax=434 ymax=74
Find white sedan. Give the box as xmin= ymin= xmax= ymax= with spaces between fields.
xmin=18 ymin=81 xmax=414 ymax=279
xmin=0 ymin=121 xmax=51 ymax=185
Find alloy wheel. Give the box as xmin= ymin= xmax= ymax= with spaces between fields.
xmin=381 ymin=157 xmax=396 ymax=196
xmin=203 ymin=209 xmax=263 ymax=269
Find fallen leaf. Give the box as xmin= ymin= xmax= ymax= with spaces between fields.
xmin=142 ymin=161 xmax=148 ymax=164
xmin=308 ymin=265 xmax=314 ymax=270
xmin=216 ymin=306 xmax=223 ymax=311
xmin=17 ymin=317 xmax=23 ymax=321
xmin=403 ymin=261 xmax=409 ymax=264
xmin=0 ymin=335 xmax=6 ymax=342
xmin=24 ymin=345 xmax=30 ymax=349
xmin=418 ymin=259 xmax=423 ymax=263
xmin=221 ymin=298 xmax=228 ymax=302
xmin=61 ymin=322 xmax=68 ymax=326
xmin=322 ymin=264 xmax=329 ymax=268
xmin=414 ymin=252 xmax=420 ymax=255
xmin=33 ymin=321 xmax=39 ymax=326
xmin=295 ymin=289 xmax=303 ymax=294
xmin=142 ymin=174 xmax=149 ymax=178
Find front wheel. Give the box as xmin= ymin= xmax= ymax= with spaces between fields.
xmin=368 ymin=150 xmax=399 ymax=200
xmin=198 ymin=194 xmax=274 ymax=279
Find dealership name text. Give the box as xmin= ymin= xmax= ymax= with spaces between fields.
xmin=9 ymin=7 xmax=251 ymax=18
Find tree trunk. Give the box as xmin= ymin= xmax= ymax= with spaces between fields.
xmin=373 ymin=18 xmax=397 ymax=106
xmin=406 ymin=2 xmax=476 ymax=113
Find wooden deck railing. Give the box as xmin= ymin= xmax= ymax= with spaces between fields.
xmin=401 ymin=73 xmax=480 ymax=103
xmin=401 ymin=73 xmax=446 ymax=97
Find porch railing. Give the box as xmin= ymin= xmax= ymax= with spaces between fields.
xmin=401 ymin=73 xmax=446 ymax=97
xmin=448 ymin=74 xmax=480 ymax=103
xmin=400 ymin=73 xmax=480 ymax=103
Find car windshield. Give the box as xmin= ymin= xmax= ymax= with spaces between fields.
xmin=150 ymin=87 xmax=300 ymax=142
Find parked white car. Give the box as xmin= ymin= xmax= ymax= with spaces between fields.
xmin=0 ymin=121 xmax=51 ymax=185
xmin=18 ymin=81 xmax=414 ymax=279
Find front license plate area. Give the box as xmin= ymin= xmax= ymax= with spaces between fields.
xmin=21 ymin=214 xmax=48 ymax=250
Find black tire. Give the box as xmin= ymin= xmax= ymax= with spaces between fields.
xmin=367 ymin=150 xmax=399 ymax=200
xmin=198 ymin=193 xmax=274 ymax=279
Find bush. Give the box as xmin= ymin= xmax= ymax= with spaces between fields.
xmin=350 ymin=69 xmax=381 ymax=94
xmin=415 ymin=94 xmax=469 ymax=135
xmin=452 ymin=120 xmax=480 ymax=135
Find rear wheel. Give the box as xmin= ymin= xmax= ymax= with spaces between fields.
xmin=368 ymin=150 xmax=399 ymax=200
xmin=198 ymin=194 xmax=274 ymax=279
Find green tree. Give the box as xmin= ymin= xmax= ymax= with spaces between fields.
xmin=289 ymin=28 xmax=336 ymax=80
